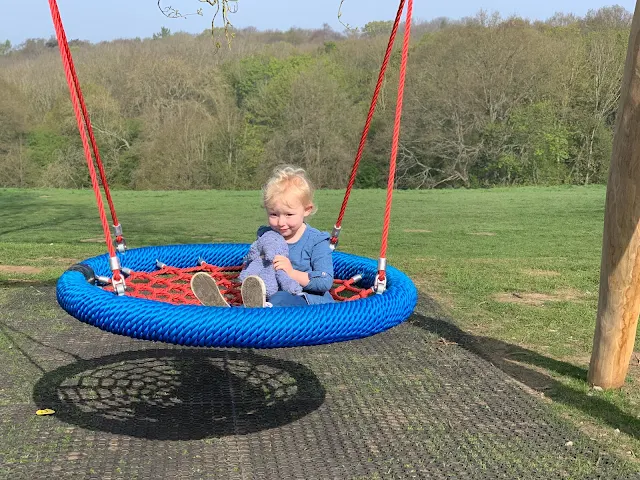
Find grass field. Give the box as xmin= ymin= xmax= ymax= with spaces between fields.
xmin=2 ymin=185 xmax=640 ymax=462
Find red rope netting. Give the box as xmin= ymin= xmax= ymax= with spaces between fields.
xmin=104 ymin=263 xmax=373 ymax=306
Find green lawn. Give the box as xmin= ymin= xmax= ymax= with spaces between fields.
xmin=2 ymin=185 xmax=640 ymax=460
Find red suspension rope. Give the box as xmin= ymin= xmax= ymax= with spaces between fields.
xmin=330 ymin=0 xmax=413 ymax=293
xmin=330 ymin=0 xmax=406 ymax=248
xmin=378 ymin=0 xmax=413 ymax=289
xmin=48 ymin=0 xmax=124 ymax=249
xmin=61 ymin=38 xmax=121 ymax=238
xmin=48 ymin=0 xmax=124 ymax=291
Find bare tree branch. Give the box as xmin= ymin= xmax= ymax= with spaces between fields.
xmin=157 ymin=0 xmax=238 ymax=49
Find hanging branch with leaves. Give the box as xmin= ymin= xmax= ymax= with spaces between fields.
xmin=337 ymin=0 xmax=355 ymax=31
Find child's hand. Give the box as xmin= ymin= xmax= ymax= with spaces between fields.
xmin=273 ymin=255 xmax=294 ymax=276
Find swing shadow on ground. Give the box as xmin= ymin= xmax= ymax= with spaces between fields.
xmin=410 ymin=300 xmax=640 ymax=441
xmin=0 ymin=288 xmax=328 ymax=443
xmin=31 ymin=348 xmax=326 ymax=441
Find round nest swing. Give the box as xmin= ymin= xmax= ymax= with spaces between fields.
xmin=49 ymin=0 xmax=418 ymax=348
xmin=57 ymin=244 xmax=417 ymax=348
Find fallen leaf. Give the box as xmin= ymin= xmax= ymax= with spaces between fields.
xmin=36 ymin=409 xmax=55 ymax=416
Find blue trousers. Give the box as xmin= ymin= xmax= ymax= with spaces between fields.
xmin=269 ymin=291 xmax=308 ymax=307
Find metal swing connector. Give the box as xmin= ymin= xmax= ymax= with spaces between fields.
xmin=99 ymin=268 xmax=131 ymax=284
xmin=113 ymin=224 xmax=127 ymax=253
xmin=374 ymin=258 xmax=388 ymax=295
xmin=121 ymin=267 xmax=133 ymax=277
xmin=109 ymin=256 xmax=126 ymax=296
xmin=330 ymin=225 xmax=341 ymax=251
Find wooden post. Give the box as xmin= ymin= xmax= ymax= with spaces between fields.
xmin=589 ymin=0 xmax=640 ymax=389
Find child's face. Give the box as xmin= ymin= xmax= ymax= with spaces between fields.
xmin=266 ymin=192 xmax=313 ymax=241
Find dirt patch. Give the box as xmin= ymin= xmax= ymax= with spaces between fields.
xmin=403 ymin=229 xmax=432 ymax=233
xmin=493 ymin=288 xmax=584 ymax=306
xmin=521 ymin=269 xmax=561 ymax=278
xmin=0 ymin=265 xmax=43 ymax=274
xmin=79 ymin=237 xmax=104 ymax=243
xmin=468 ymin=232 xmax=496 ymax=236
xmin=39 ymin=195 xmax=51 ymax=198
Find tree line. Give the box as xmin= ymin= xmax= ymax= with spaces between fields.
xmin=0 ymin=6 xmax=631 ymax=190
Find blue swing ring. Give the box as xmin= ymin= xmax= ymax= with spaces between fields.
xmin=56 ymin=243 xmax=418 ymax=348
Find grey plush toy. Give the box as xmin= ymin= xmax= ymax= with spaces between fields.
xmin=238 ymin=230 xmax=302 ymax=299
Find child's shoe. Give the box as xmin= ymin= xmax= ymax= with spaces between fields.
xmin=191 ymin=272 xmax=229 ymax=307
xmin=241 ymin=275 xmax=267 ymax=308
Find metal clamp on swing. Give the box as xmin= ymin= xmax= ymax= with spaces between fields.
xmin=330 ymin=225 xmax=341 ymax=251
xmin=99 ymin=268 xmax=131 ymax=281
xmin=374 ymin=258 xmax=387 ymax=295
xmin=121 ymin=267 xmax=132 ymax=277
xmin=113 ymin=224 xmax=127 ymax=253
xmin=109 ymin=256 xmax=126 ymax=296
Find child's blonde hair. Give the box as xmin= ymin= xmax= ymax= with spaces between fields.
xmin=262 ymin=165 xmax=316 ymax=214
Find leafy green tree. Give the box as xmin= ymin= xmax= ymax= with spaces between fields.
xmin=362 ymin=21 xmax=393 ymax=37
xmin=584 ymin=5 xmax=632 ymax=29
xmin=574 ymin=27 xmax=626 ymax=184
xmin=0 ymin=40 xmax=11 ymax=55
xmin=226 ymin=54 xmax=312 ymax=111
xmin=505 ymin=102 xmax=571 ymax=185
xmin=152 ymin=26 xmax=172 ymax=40
xmin=0 ymin=78 xmax=33 ymax=186
xmin=263 ymin=61 xmax=361 ymax=188
xmin=0 ymin=6 xmax=634 ymax=189
xmin=401 ymin=18 xmax=556 ymax=187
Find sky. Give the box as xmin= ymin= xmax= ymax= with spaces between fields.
xmin=2 ymin=0 xmax=638 ymax=46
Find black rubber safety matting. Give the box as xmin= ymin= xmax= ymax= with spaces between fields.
xmin=0 ymin=287 xmax=638 ymax=479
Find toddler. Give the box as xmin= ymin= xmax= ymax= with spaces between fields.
xmin=191 ymin=166 xmax=335 ymax=307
